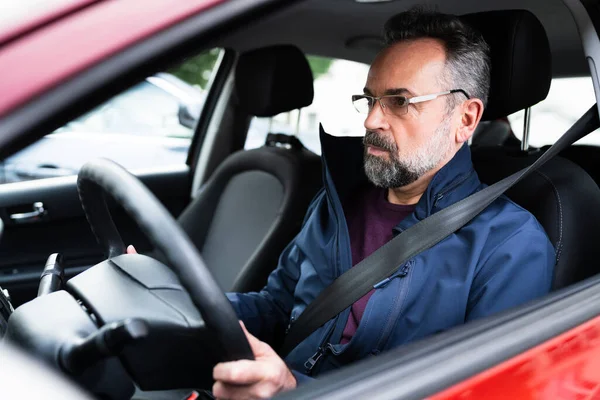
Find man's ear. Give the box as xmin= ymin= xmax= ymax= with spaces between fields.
xmin=455 ymin=98 xmax=484 ymax=144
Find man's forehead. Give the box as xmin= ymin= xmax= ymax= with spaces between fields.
xmin=366 ymin=39 xmax=447 ymax=95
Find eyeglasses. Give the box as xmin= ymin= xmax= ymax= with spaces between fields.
xmin=351 ymin=89 xmax=470 ymax=116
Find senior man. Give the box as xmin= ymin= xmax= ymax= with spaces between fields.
xmin=132 ymin=7 xmax=555 ymax=400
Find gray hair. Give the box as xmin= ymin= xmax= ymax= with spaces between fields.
xmin=383 ymin=7 xmax=491 ymax=110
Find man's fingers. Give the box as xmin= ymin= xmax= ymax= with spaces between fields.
xmin=213 ymin=381 xmax=253 ymax=400
xmin=126 ymin=245 xmax=138 ymax=255
xmin=239 ymin=321 xmax=263 ymax=351
xmin=213 ymin=381 xmax=277 ymax=400
xmin=213 ymin=360 xmax=267 ymax=385
xmin=212 ymin=323 xmax=293 ymax=398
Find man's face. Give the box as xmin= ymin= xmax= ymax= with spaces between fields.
xmin=362 ymin=38 xmax=459 ymax=188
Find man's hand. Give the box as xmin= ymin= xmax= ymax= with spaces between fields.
xmin=126 ymin=245 xmax=137 ymax=254
xmin=212 ymin=322 xmax=297 ymax=400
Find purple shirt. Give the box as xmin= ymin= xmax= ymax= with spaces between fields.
xmin=340 ymin=187 xmax=416 ymax=345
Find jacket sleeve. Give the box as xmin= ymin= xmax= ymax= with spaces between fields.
xmin=466 ymin=228 xmax=555 ymax=321
xmin=291 ymin=369 xmax=315 ymax=386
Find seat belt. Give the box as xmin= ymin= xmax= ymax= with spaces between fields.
xmin=280 ymin=104 xmax=600 ymax=357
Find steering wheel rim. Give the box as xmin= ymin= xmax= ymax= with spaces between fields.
xmin=76 ymin=158 xmax=254 ymax=362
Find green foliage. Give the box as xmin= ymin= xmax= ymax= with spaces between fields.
xmin=168 ymin=50 xmax=335 ymax=88
xmin=168 ymin=48 xmax=221 ymax=88
xmin=307 ymin=56 xmax=334 ymax=80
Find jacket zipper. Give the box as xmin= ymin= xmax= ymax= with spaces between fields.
xmin=433 ymin=170 xmax=475 ymax=208
xmin=303 ymin=166 xmax=359 ymax=374
xmin=304 ymin=347 xmax=326 ymax=372
xmin=374 ymin=261 xmax=413 ymax=352
xmin=285 ymin=315 xmax=296 ymax=335
xmin=372 ymin=260 xmax=411 ymax=289
xmin=304 ymin=316 xmax=338 ymax=375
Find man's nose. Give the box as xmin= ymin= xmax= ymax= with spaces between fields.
xmin=364 ymin=100 xmax=389 ymax=131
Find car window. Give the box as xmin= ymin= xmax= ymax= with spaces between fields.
xmin=0 ymin=48 xmax=223 ymax=184
xmin=57 ymin=78 xmax=194 ymax=138
xmin=507 ymin=76 xmax=597 ymax=147
xmin=245 ymin=56 xmax=370 ymax=155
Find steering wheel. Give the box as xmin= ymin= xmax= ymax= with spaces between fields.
xmin=77 ymin=158 xmax=254 ymax=364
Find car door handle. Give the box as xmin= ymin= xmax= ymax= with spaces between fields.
xmin=14 ymin=164 xmax=76 ymax=180
xmin=9 ymin=202 xmax=47 ymax=223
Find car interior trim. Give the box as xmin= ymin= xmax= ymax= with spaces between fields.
xmin=190 ymin=67 xmax=237 ymax=195
xmin=564 ymin=0 xmax=600 ymax=117
xmin=186 ymin=49 xmax=235 ymax=172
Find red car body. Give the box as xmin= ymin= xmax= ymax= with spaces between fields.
xmin=433 ymin=315 xmax=600 ymax=399
xmin=0 ymin=0 xmax=222 ymax=116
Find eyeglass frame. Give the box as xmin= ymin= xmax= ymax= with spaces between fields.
xmin=351 ymin=89 xmax=470 ymax=116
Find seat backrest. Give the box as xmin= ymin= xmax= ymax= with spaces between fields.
xmin=471 ymin=119 xmax=512 ymax=148
xmin=465 ymin=10 xmax=600 ymax=289
xmin=178 ymin=45 xmax=322 ymax=292
xmin=560 ymin=144 xmax=600 ymax=186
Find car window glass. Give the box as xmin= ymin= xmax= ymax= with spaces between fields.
xmin=507 ymin=76 xmax=597 ymax=147
xmin=0 ymin=48 xmax=223 ymax=184
xmin=245 ymin=56 xmax=370 ymax=155
xmin=57 ymin=79 xmax=192 ymax=138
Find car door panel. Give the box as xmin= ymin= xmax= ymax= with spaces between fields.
xmin=0 ymin=165 xmax=190 ymax=306
xmin=278 ymin=277 xmax=600 ymax=400
xmin=430 ymin=313 xmax=600 ymax=399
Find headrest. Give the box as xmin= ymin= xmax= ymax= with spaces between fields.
xmin=235 ymin=45 xmax=314 ymax=117
xmin=461 ymin=10 xmax=552 ymax=120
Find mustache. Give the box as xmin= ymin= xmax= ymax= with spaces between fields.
xmin=363 ymin=131 xmax=397 ymax=152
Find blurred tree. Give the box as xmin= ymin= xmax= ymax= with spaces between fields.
xmin=307 ymin=56 xmax=334 ymax=80
xmin=168 ymin=48 xmax=221 ymax=89
xmin=169 ymin=50 xmax=335 ymax=88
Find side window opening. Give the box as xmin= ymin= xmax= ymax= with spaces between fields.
xmin=0 ymin=48 xmax=223 ymax=184
xmin=245 ymin=56 xmax=370 ymax=155
xmin=507 ymin=76 xmax=597 ymax=147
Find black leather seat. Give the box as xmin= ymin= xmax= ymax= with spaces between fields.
xmin=471 ymin=119 xmax=517 ymax=148
xmin=177 ymin=45 xmax=322 ymax=292
xmin=560 ymin=145 xmax=600 ymax=187
xmin=466 ymin=10 xmax=600 ymax=289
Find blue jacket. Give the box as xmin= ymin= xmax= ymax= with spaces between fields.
xmin=227 ymin=128 xmax=555 ymax=382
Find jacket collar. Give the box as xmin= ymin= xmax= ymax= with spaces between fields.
xmin=319 ymin=125 xmax=482 ymax=230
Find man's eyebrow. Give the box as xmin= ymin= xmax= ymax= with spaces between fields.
xmin=384 ymin=88 xmax=414 ymax=96
xmin=362 ymin=87 xmax=415 ymax=96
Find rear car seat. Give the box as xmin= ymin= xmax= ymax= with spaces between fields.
xmin=177 ymin=45 xmax=322 ymax=292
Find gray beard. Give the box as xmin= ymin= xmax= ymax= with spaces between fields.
xmin=363 ymin=150 xmax=420 ymax=188
xmin=363 ymin=118 xmax=453 ymax=189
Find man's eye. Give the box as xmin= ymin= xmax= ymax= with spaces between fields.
xmin=390 ymin=96 xmax=408 ymax=107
